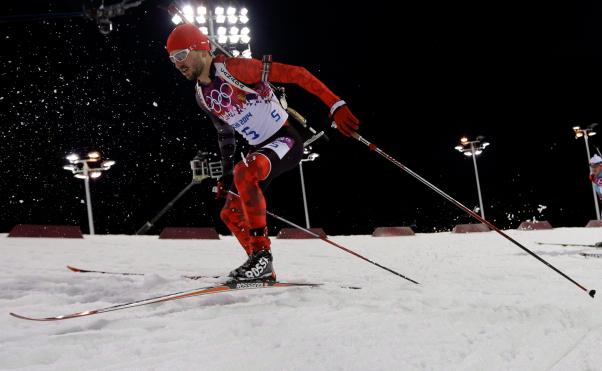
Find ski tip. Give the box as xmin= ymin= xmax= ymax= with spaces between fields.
xmin=589 ymin=289 xmax=596 ymax=298
xmin=66 ymin=265 xmax=81 ymax=272
xmin=9 ymin=312 xmax=34 ymax=321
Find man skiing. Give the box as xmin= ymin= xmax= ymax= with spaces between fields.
xmin=165 ymin=24 xmax=360 ymax=281
xmin=590 ymin=154 xmax=602 ymax=201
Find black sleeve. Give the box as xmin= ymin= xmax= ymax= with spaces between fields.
xmin=208 ymin=114 xmax=236 ymax=177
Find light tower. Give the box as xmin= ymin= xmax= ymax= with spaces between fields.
xmin=63 ymin=151 xmax=115 ymax=235
xmin=573 ymin=124 xmax=600 ymax=220
xmin=454 ymin=136 xmax=490 ymax=219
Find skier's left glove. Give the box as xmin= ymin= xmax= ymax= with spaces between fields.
xmin=330 ymin=100 xmax=360 ymax=137
xmin=215 ymin=174 xmax=233 ymax=199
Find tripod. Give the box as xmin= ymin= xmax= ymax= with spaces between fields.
xmin=135 ymin=151 xmax=222 ymax=235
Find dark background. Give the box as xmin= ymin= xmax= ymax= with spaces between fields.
xmin=1 ymin=0 xmax=601 ymax=235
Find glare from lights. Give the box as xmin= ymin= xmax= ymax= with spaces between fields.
xmin=171 ymin=14 xmax=183 ymax=25
xmin=174 ymin=4 xmax=252 ymax=58
xmin=66 ymin=154 xmax=79 ymax=162
xmin=573 ymin=124 xmax=597 ymax=138
xmin=182 ymin=5 xmax=194 ymax=22
xmin=101 ymin=160 xmax=116 ymax=168
xmin=183 ymin=5 xmax=193 ymax=15
xmin=63 ymin=151 xmax=116 ymax=179
xmin=307 ymin=153 xmax=320 ymax=161
xmin=454 ymin=136 xmax=490 ymax=157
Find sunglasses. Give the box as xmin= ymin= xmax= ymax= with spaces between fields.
xmin=169 ymin=48 xmax=192 ymax=63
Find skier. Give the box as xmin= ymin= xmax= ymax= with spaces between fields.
xmin=165 ymin=24 xmax=360 ymax=281
xmin=590 ymin=154 xmax=602 ymax=201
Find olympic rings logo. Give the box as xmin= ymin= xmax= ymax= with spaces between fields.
xmin=206 ymin=83 xmax=234 ymax=113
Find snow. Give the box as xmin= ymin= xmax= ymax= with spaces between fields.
xmin=1 ymin=228 xmax=602 ymax=370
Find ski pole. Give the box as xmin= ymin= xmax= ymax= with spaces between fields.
xmin=351 ymin=132 xmax=596 ymax=298
xmin=227 ymin=191 xmax=419 ymax=285
xmin=136 ymin=181 xmax=197 ymax=235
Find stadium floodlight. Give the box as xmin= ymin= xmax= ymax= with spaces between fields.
xmin=169 ymin=3 xmax=252 ymax=58
xmin=62 ymin=151 xmax=116 ymax=235
xmin=573 ymin=123 xmax=601 ymax=220
xmin=454 ymin=136 xmax=490 ymax=219
xmin=171 ymin=14 xmax=182 ymax=24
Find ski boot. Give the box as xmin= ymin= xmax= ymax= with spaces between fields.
xmin=229 ymin=227 xmax=275 ymax=281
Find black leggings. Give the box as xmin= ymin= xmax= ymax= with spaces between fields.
xmin=250 ymin=123 xmax=304 ymax=191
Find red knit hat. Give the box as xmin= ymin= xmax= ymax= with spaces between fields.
xmin=166 ymin=24 xmax=210 ymax=53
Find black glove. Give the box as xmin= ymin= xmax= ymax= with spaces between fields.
xmin=215 ymin=174 xmax=233 ymax=199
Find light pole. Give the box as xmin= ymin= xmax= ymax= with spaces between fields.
xmin=63 ymin=151 xmax=116 ymax=235
xmin=455 ymin=136 xmax=490 ymax=219
xmin=170 ymin=4 xmax=252 ymax=58
xmin=573 ymin=124 xmax=601 ymax=220
xmin=299 ymin=146 xmax=319 ymax=228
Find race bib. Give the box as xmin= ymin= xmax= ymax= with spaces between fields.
xmin=263 ymin=137 xmax=294 ymax=159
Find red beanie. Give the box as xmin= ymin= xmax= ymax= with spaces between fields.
xmin=166 ymin=24 xmax=210 ymax=53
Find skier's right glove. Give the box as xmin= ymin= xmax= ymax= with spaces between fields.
xmin=215 ymin=174 xmax=233 ymax=199
xmin=330 ymin=100 xmax=360 ymax=137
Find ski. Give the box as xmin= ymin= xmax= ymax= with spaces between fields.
xmin=66 ymin=265 xmax=220 ymax=280
xmin=9 ymin=280 xmax=321 ymax=322
xmin=580 ymin=253 xmax=602 ymax=259
xmin=535 ymin=242 xmax=602 ymax=248
xmin=66 ymin=265 xmax=361 ymax=289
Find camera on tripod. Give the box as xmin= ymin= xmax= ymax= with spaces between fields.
xmin=190 ymin=151 xmax=223 ymax=183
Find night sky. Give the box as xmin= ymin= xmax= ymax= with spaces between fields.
xmin=2 ymin=0 xmax=602 ymax=235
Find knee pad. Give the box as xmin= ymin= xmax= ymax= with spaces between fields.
xmin=233 ymin=153 xmax=271 ymax=189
